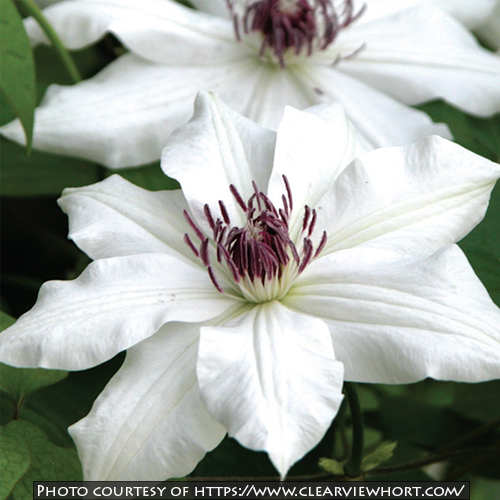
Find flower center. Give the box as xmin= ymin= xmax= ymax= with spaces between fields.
xmin=183 ymin=176 xmax=327 ymax=303
xmin=226 ymin=0 xmax=365 ymax=67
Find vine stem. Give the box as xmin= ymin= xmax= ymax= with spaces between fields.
xmin=16 ymin=0 xmax=82 ymax=83
xmin=343 ymin=382 xmax=364 ymax=478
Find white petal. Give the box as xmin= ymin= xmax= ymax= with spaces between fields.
xmin=26 ymin=0 xmax=237 ymax=65
xmin=162 ymin=92 xmax=276 ymax=229
xmin=59 ymin=175 xmax=195 ymax=263
xmin=285 ymin=245 xmax=500 ymax=384
xmin=317 ymin=136 xmax=500 ymax=257
xmin=221 ymin=62 xmax=320 ymax=130
xmin=337 ymin=6 xmax=500 ymax=115
xmin=362 ymin=0 xmax=496 ymax=28
xmin=70 ymin=322 xmax=226 ymax=480
xmin=0 ymin=54 xmax=256 ymax=169
xmin=476 ymin=0 xmax=500 ymax=49
xmin=0 ymin=254 xmax=235 ymax=370
xmin=267 ymin=104 xmax=358 ymax=235
xmin=189 ymin=0 xmax=230 ymax=19
xmin=197 ymin=302 xmax=344 ymax=478
xmin=300 ymin=63 xmax=451 ymax=151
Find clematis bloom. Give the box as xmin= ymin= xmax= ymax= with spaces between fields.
xmin=475 ymin=0 xmax=500 ymax=50
xmin=1 ymin=93 xmax=500 ymax=480
xmin=1 ymin=0 xmax=499 ymax=168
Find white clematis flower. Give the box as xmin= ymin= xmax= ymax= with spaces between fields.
xmin=1 ymin=0 xmax=500 ymax=168
xmin=475 ymin=0 xmax=500 ymax=50
xmin=1 ymin=93 xmax=500 ymax=480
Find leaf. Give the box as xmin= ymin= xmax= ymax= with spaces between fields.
xmin=318 ymin=457 xmax=344 ymax=475
xmin=361 ymin=441 xmax=397 ymax=472
xmin=0 ymin=363 xmax=68 ymax=404
xmin=0 ymin=311 xmax=16 ymax=331
xmin=1 ymin=420 xmax=82 ymax=500
xmin=0 ymin=0 xmax=36 ymax=150
xmin=1 ymin=138 xmax=101 ymax=197
xmin=450 ymin=381 xmax=500 ymax=423
xmin=377 ymin=395 xmax=477 ymax=450
xmin=116 ymin=162 xmax=180 ymax=191
xmin=470 ymin=477 xmax=500 ymax=500
xmin=460 ymin=246 xmax=500 ymax=306
xmin=0 ymin=423 xmax=31 ymax=500
xmin=20 ymin=354 xmax=125 ymax=448
xmin=417 ymin=101 xmax=500 ymax=162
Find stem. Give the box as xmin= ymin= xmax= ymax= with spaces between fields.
xmin=370 ymin=445 xmax=498 ymax=476
xmin=16 ymin=0 xmax=82 ymax=83
xmin=344 ymin=382 xmax=364 ymax=478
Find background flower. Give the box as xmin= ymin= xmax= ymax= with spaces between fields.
xmin=1 ymin=0 xmax=499 ymax=168
xmin=475 ymin=0 xmax=500 ymax=50
xmin=1 ymin=94 xmax=500 ymax=480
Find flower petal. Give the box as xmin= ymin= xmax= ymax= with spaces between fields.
xmin=58 ymin=175 xmax=195 ymax=263
xmin=162 ymin=92 xmax=276 ymax=229
xmin=0 ymin=54 xmax=257 ymax=169
xmin=189 ymin=0 xmax=230 ymax=19
xmin=0 ymin=254 xmax=235 ymax=370
xmin=267 ymin=104 xmax=357 ymax=235
xmin=337 ymin=6 xmax=500 ymax=115
xmin=26 ymin=0 xmax=237 ymax=65
xmin=197 ymin=302 xmax=344 ymax=478
xmin=362 ymin=0 xmax=496 ymax=28
xmin=317 ymin=136 xmax=500 ymax=257
xmin=70 ymin=322 xmax=226 ymax=480
xmin=285 ymin=245 xmax=500 ymax=384
xmin=300 ymin=64 xmax=451 ymax=151
xmin=476 ymin=0 xmax=500 ymax=49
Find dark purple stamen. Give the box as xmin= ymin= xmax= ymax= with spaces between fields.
xmin=183 ymin=175 xmax=327 ymax=295
xmin=183 ymin=210 xmax=205 ymax=241
xmin=219 ymin=200 xmax=231 ymax=225
xmin=314 ymin=230 xmax=327 ymax=257
xmin=226 ymin=0 xmax=365 ymax=67
xmin=184 ymin=234 xmax=199 ymax=258
xmin=204 ymin=204 xmax=216 ymax=230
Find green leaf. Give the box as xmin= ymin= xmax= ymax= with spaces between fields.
xmin=116 ymin=162 xmax=180 ymax=191
xmin=20 ymin=354 xmax=124 ymax=448
xmin=450 ymin=381 xmax=500 ymax=423
xmin=0 ymin=311 xmax=16 ymax=332
xmin=416 ymin=101 xmax=500 ymax=162
xmin=1 ymin=420 xmax=82 ymax=500
xmin=377 ymin=395 xmax=477 ymax=450
xmin=0 ymin=422 xmax=31 ymax=500
xmin=1 ymin=138 xmax=101 ymax=197
xmin=0 ymin=363 xmax=68 ymax=403
xmin=0 ymin=0 xmax=36 ymax=150
xmin=361 ymin=441 xmax=397 ymax=472
xmin=16 ymin=0 xmax=81 ymax=84
xmin=470 ymin=477 xmax=500 ymax=500
xmin=318 ymin=457 xmax=344 ymax=475
xmin=460 ymin=246 xmax=500 ymax=306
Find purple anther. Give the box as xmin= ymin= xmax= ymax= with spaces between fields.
xmin=183 ymin=210 xmax=205 ymax=241
xmin=230 ymin=184 xmax=248 ymax=212
xmin=219 ymin=200 xmax=231 ymax=225
xmin=308 ymin=208 xmax=317 ymax=237
xmin=303 ymin=205 xmax=311 ymax=232
xmin=184 ymin=234 xmax=199 ymax=258
xmin=314 ymin=230 xmax=328 ymax=258
xmin=208 ymin=266 xmax=224 ymax=293
xmin=298 ymin=238 xmax=313 ymax=273
xmin=204 ymin=204 xmax=216 ymax=230
xmin=282 ymin=194 xmax=289 ymax=217
xmin=283 ymin=175 xmax=293 ymax=211
xmin=200 ymin=238 xmax=210 ymax=267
